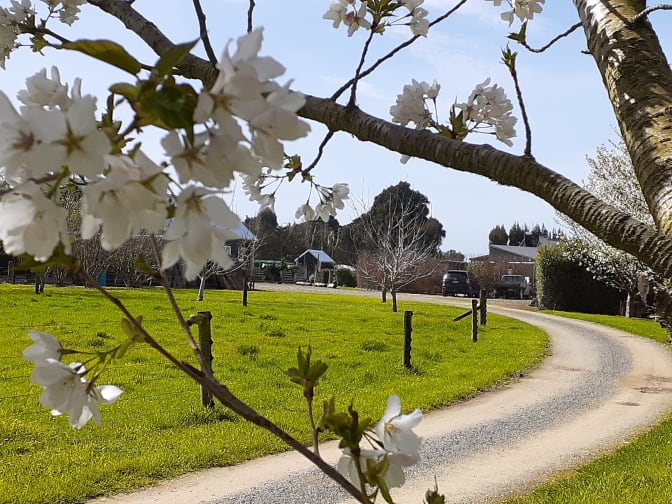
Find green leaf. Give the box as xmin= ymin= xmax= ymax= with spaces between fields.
xmin=61 ymin=40 xmax=142 ymax=75
xmin=424 ymin=480 xmax=446 ymax=504
xmin=135 ymin=254 xmax=156 ymax=276
xmin=154 ymin=39 xmax=198 ymax=78
xmin=109 ymin=82 xmax=139 ymax=101
xmin=501 ymin=46 xmax=518 ymax=71
xmin=138 ymin=82 xmax=198 ymax=129
xmin=507 ymin=21 xmax=527 ymax=44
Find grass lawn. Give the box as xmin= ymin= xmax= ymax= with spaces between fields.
xmin=503 ymin=311 xmax=672 ymax=504
xmin=0 ymin=284 xmax=548 ymax=504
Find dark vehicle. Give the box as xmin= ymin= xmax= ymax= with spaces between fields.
xmin=442 ymin=270 xmax=480 ymax=297
xmin=494 ymin=274 xmax=531 ymax=299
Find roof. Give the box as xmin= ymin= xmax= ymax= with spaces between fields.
xmin=489 ymin=245 xmax=538 ymax=260
xmin=295 ymin=249 xmax=336 ymax=265
xmin=230 ymin=222 xmax=255 ymax=240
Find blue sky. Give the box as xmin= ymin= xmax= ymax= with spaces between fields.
xmin=3 ymin=0 xmax=671 ymax=256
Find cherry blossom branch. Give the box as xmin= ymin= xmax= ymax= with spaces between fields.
xmin=331 ymin=0 xmax=469 ymax=102
xmin=87 ymin=0 xmax=218 ymax=86
xmin=629 ymin=4 xmax=672 ymax=23
xmin=519 ymin=22 xmax=582 ymax=53
xmin=298 ymin=94 xmax=672 ymax=278
xmin=77 ymin=269 xmax=192 ymax=376
xmin=192 ymin=0 xmax=217 ymax=63
xmin=247 ymin=0 xmax=256 ymax=33
xmin=79 ymin=267 xmax=364 ymax=499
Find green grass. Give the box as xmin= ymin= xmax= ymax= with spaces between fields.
xmin=543 ymin=310 xmax=670 ymax=345
xmin=503 ymin=311 xmax=672 ymax=504
xmin=0 ymin=284 xmax=548 ymax=504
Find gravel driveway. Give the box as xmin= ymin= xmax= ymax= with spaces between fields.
xmin=91 ymin=285 xmax=672 ymax=504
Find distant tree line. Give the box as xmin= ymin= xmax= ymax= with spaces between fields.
xmin=488 ymin=223 xmax=565 ymax=247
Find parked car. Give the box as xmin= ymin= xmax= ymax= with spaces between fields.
xmin=494 ymin=274 xmax=532 ymax=299
xmin=442 ymin=270 xmax=480 ymax=297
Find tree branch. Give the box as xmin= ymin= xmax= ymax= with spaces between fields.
xmin=298 ymin=94 xmax=672 ymax=278
xmin=629 ymin=4 xmax=672 ymax=24
xmin=519 ymin=22 xmax=582 ymax=53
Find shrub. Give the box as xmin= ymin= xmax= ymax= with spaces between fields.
xmin=536 ymin=243 xmax=625 ymax=314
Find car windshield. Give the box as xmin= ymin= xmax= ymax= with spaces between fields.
xmin=446 ymin=272 xmax=467 ymax=281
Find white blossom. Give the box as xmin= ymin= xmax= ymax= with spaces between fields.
xmin=194 ymin=28 xmax=309 ymax=171
xmin=489 ymin=0 xmax=545 ymax=25
xmin=337 ymin=448 xmax=412 ymax=489
xmin=161 ymin=186 xmax=240 ymax=280
xmin=0 ymin=181 xmax=70 ymax=261
xmin=315 ymin=202 xmax=336 ymax=222
xmin=344 ymin=1 xmax=370 ymax=36
xmin=80 ymin=152 xmax=169 ymax=250
xmin=30 ymin=359 xmax=122 ymax=429
xmin=17 ymin=67 xmax=72 ymax=109
xmin=337 ymin=448 xmax=386 ymax=489
xmin=389 ymin=79 xmax=436 ymax=128
xmin=456 ymin=78 xmax=517 ymax=146
xmin=331 ymin=183 xmax=350 ymax=209
xmin=7 ymin=0 xmax=33 ymax=23
xmin=23 ymin=330 xmax=62 ymax=364
xmin=374 ymin=395 xmax=423 ymax=456
xmin=323 ymin=0 xmax=348 ymax=28
xmin=0 ymin=92 xmax=110 ymax=179
xmin=409 ymin=7 xmax=429 ymax=36
xmin=0 ymin=7 xmax=19 ymax=69
xmin=295 ymin=203 xmax=316 ymax=221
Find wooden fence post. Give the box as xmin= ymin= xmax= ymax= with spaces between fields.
xmin=242 ymin=273 xmax=249 ymax=307
xmin=479 ymin=289 xmax=487 ymax=326
xmin=197 ymin=311 xmax=215 ymax=408
xmin=403 ymin=310 xmax=413 ymax=370
xmin=8 ymin=261 xmax=14 ymax=284
xmin=471 ymin=299 xmax=478 ymax=343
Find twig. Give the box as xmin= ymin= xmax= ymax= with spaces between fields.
xmin=305 ymin=130 xmax=335 ymax=173
xmin=629 ymin=4 xmax=672 ymax=23
xmin=78 ymin=269 xmax=190 ymax=376
xmin=348 ymin=27 xmax=377 ymax=108
xmin=247 ymin=0 xmax=256 ymax=33
xmin=507 ymin=55 xmax=533 ymax=157
xmin=331 ymin=0 xmax=469 ymax=102
xmin=520 ymin=22 xmax=582 ymax=53
xmin=192 ymin=0 xmax=217 ymax=63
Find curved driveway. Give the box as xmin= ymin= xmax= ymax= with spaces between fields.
xmin=91 ymin=287 xmax=672 ymax=504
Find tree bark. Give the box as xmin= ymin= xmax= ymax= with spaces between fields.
xmin=574 ymin=0 xmax=672 ymax=236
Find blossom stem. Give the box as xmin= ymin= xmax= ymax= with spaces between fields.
xmin=351 ymin=446 xmax=372 ymax=503
xmin=306 ymin=396 xmax=320 ymax=457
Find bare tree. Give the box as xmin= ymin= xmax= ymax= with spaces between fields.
xmin=355 ymin=198 xmax=440 ymax=312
